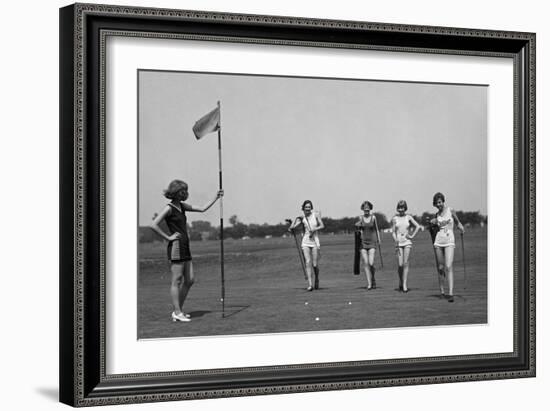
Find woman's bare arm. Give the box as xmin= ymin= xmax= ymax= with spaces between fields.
xmin=312 ymin=212 xmax=325 ymax=232
xmin=149 ymin=206 xmax=178 ymax=241
xmin=185 ymin=190 xmax=223 ymax=213
xmin=408 ymin=215 xmax=421 ymax=238
xmin=391 ymin=217 xmax=398 ymax=243
xmin=451 ymin=209 xmax=465 ymax=233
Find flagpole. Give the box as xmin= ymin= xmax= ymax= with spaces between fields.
xmin=217 ymin=100 xmax=225 ymax=318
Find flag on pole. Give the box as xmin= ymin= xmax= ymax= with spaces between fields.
xmin=192 ymin=106 xmax=220 ymax=140
xmin=192 ymin=102 xmax=226 ymax=317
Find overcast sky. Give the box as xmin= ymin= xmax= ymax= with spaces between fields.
xmin=138 ymin=70 xmax=487 ymax=226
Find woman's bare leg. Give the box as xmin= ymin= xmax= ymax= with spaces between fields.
xmin=361 ymin=249 xmax=372 ymax=289
xmin=402 ymin=247 xmax=412 ymax=292
xmin=170 ymin=263 xmax=184 ymax=314
xmin=445 ymin=247 xmax=455 ymax=300
xmin=367 ymin=249 xmax=376 ymax=287
xmin=435 ymin=247 xmax=446 ymax=296
xmin=179 ymin=261 xmax=195 ymax=311
xmin=302 ymin=247 xmax=313 ymax=289
xmin=396 ymin=247 xmax=404 ymax=290
xmin=312 ymin=247 xmax=320 ymax=289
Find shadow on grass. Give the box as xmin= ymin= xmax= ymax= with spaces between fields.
xmin=222 ymin=305 xmax=251 ymax=319
xmin=188 ymin=310 xmax=212 ymax=318
xmin=426 ymin=293 xmax=466 ymax=302
xmin=353 ymin=286 xmax=388 ymax=291
xmin=427 ymin=293 xmax=448 ymax=299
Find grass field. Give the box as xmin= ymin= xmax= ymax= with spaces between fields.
xmin=138 ymin=227 xmax=487 ymax=339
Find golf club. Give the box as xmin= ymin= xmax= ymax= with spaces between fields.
xmin=286 ymin=218 xmax=307 ymax=280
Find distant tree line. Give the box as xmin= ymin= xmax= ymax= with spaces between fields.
xmin=322 ymin=212 xmax=391 ymax=233
xmin=410 ymin=211 xmax=487 ymax=227
xmin=139 ymin=211 xmax=487 ymax=243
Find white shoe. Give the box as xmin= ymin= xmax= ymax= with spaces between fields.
xmin=171 ymin=312 xmax=191 ymax=322
xmin=181 ymin=312 xmax=191 ymax=319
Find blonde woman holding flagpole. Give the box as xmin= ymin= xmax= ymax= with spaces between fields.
xmin=149 ymin=102 xmax=225 ymax=322
xmin=150 ymin=180 xmax=222 ymax=322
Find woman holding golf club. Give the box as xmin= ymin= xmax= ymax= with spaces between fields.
xmin=150 ymin=179 xmax=223 ymax=322
xmin=289 ymin=200 xmax=325 ymax=291
xmin=355 ymin=201 xmax=380 ymax=290
xmin=429 ymin=192 xmax=465 ymax=302
xmin=391 ymin=200 xmax=421 ymax=293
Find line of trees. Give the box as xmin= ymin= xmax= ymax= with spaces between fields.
xmin=139 ymin=211 xmax=487 ymax=243
xmin=410 ymin=211 xmax=487 ymax=227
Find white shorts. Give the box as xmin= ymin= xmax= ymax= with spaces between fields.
xmin=434 ymin=230 xmax=455 ymax=248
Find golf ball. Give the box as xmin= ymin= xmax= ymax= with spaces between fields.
xmin=220 ymin=298 xmax=224 ymax=302
xmin=348 ymin=302 xmax=352 ymax=305
xmin=315 ymin=317 xmax=320 ymax=321
xmin=305 ymin=302 xmax=308 ymax=305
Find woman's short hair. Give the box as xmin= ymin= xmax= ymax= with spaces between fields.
xmin=301 ymin=200 xmax=314 ymax=210
xmin=361 ymin=201 xmax=373 ymax=211
xmin=432 ymin=192 xmax=445 ymax=206
xmin=163 ymin=179 xmax=188 ymax=200
xmin=396 ymin=200 xmax=408 ymax=211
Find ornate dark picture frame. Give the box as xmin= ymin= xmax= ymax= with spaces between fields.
xmin=59 ymin=3 xmax=535 ymax=407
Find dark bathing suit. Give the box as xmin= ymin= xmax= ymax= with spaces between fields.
xmin=165 ymin=202 xmax=192 ymax=262
xmin=358 ymin=216 xmax=377 ymax=250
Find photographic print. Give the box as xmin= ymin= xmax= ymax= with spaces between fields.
xmin=60 ymin=4 xmax=535 ymax=405
xmin=137 ymin=70 xmax=488 ymax=339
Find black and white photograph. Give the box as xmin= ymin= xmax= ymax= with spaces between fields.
xmin=53 ymin=1 xmax=537 ymax=407
xmin=138 ymin=70 xmax=488 ymax=339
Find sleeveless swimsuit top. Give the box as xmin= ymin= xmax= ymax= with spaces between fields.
xmin=394 ymin=214 xmax=413 ymax=247
xmin=301 ymin=213 xmax=321 ymax=248
xmin=433 ymin=207 xmax=455 ymax=247
xmin=165 ymin=202 xmax=190 ymax=243
xmin=358 ymin=215 xmax=376 ymax=246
